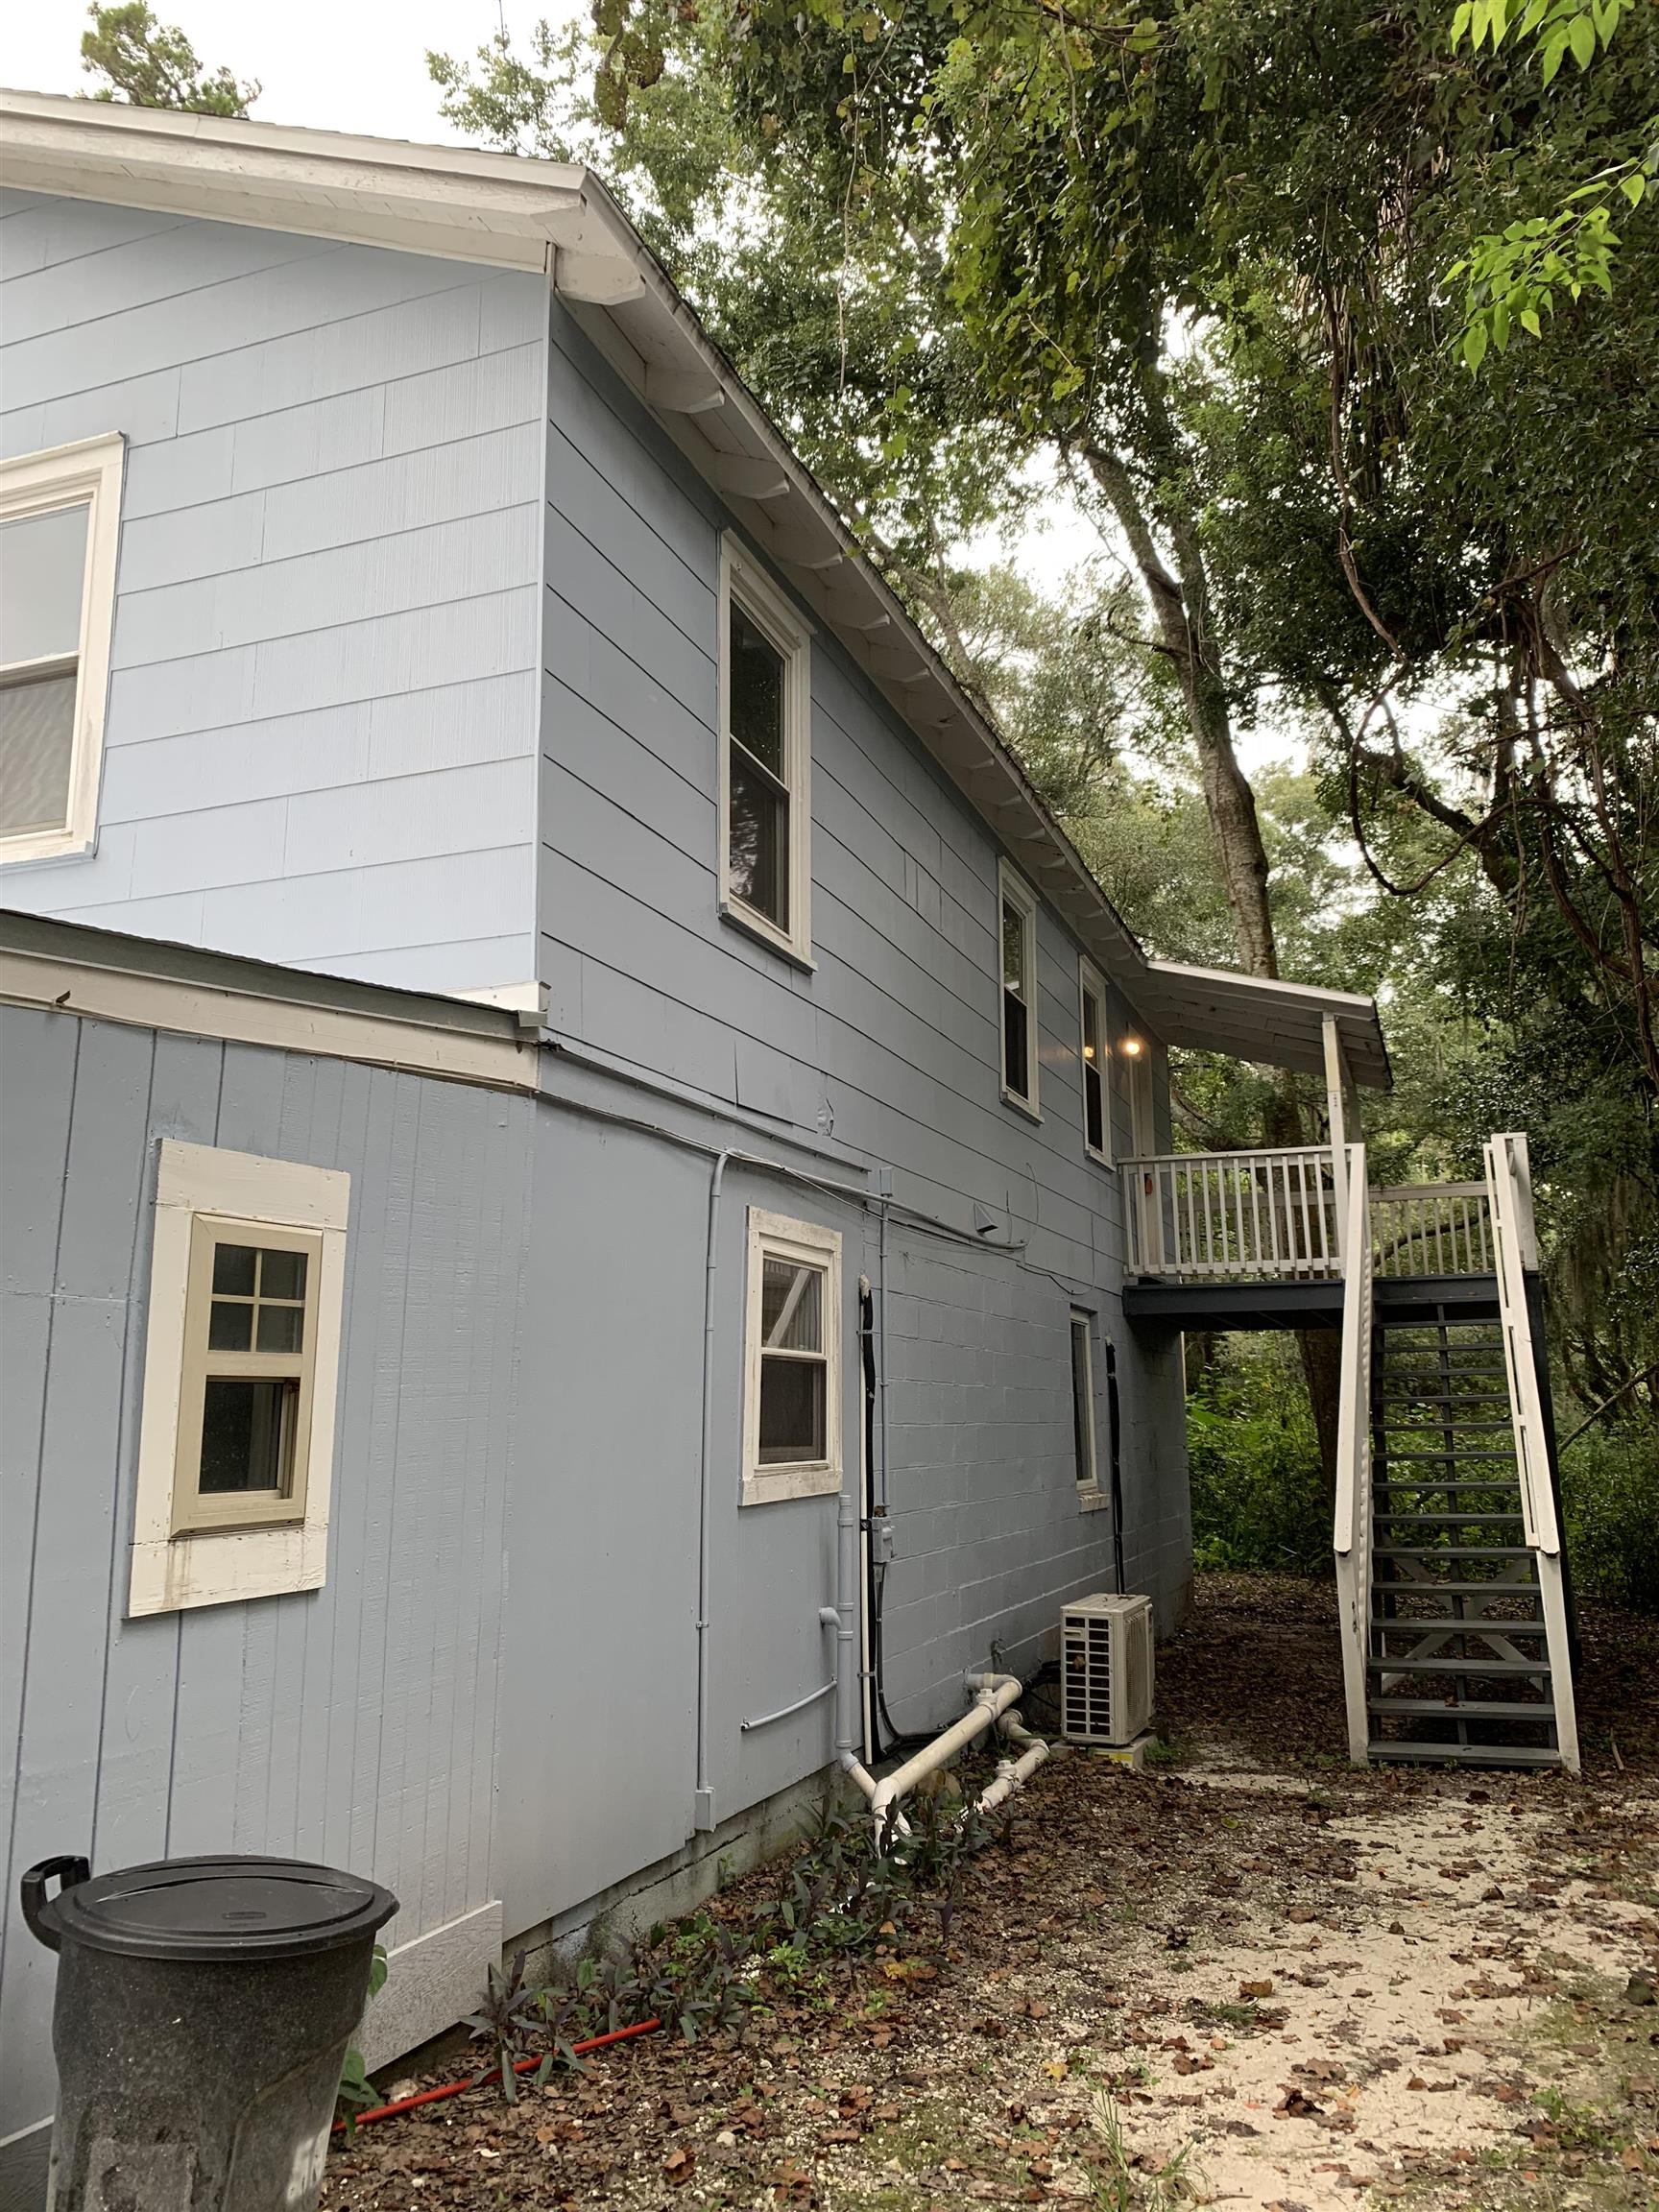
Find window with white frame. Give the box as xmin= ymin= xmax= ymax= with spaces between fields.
xmin=742 ymin=1208 xmax=842 ymax=1505
xmin=998 ymin=859 xmax=1040 ymax=1116
xmin=718 ymin=536 xmax=813 ymax=964
xmin=129 ymin=1141 xmax=349 ymax=1617
xmin=0 ymin=435 xmax=125 ymax=864
xmin=1079 ymin=956 xmax=1110 ymax=1163
xmin=1070 ymin=1308 xmax=1098 ymax=1492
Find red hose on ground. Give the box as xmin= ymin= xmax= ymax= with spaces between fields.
xmin=334 ymin=2016 xmax=663 ymax=2133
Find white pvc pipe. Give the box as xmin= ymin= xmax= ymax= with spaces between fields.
xmin=975 ymin=1709 xmax=1049 ymax=1815
xmin=867 ymin=1671 xmax=1024 ymax=1841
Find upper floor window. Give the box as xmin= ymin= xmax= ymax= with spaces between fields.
xmin=718 ymin=536 xmax=813 ymax=965
xmin=998 ymin=859 xmax=1040 ymax=1118
xmin=0 ymin=435 xmax=125 ymax=866
xmin=1079 ymin=955 xmax=1110 ymax=1163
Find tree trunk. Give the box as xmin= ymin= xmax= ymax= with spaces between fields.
xmin=1077 ymin=419 xmax=1341 ymax=1498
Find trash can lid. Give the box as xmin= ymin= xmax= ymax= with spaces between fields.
xmin=47 ymin=1855 xmax=397 ymax=1962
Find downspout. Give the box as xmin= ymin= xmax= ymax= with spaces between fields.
xmin=693 ymin=1149 xmax=733 ymax=1833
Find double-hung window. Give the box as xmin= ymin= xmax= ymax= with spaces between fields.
xmin=998 ymin=859 xmax=1040 ymax=1117
xmin=742 ymin=1209 xmax=842 ymax=1504
xmin=130 ymin=1141 xmax=349 ymax=1616
xmin=1079 ymin=956 xmax=1110 ymax=1163
xmin=718 ymin=537 xmax=812 ymax=964
xmin=0 ymin=435 xmax=125 ymax=864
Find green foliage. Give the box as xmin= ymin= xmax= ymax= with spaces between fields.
xmin=445 ymin=1789 xmax=993 ymax=2102
xmin=1561 ymin=1422 xmax=1659 ymax=1610
xmin=80 ymin=3 xmax=258 ymax=114
xmin=334 ymin=1942 xmax=389 ymax=2133
xmin=1186 ymin=1340 xmax=1331 ymax=1575
xmin=1448 ymin=0 xmax=1656 ymax=363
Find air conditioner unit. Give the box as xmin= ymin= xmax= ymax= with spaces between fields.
xmin=1060 ymin=1593 xmax=1155 ymax=1746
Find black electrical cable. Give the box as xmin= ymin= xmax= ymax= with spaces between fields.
xmin=858 ymin=1283 xmax=934 ymax=1761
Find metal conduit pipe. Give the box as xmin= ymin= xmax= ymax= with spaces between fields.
xmin=836 ymin=1480 xmax=879 ymax=1804
xmin=692 ymin=1148 xmax=733 ymax=1832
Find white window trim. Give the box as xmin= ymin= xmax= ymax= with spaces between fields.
xmin=1078 ymin=954 xmax=1111 ymax=1166
xmin=998 ymin=857 xmax=1041 ymax=1120
xmin=717 ymin=534 xmax=814 ymax=969
xmin=1 ymin=433 xmax=126 ymax=868
xmin=741 ymin=1206 xmax=842 ymax=1507
xmin=129 ymin=1140 xmax=349 ymax=1617
xmin=1070 ymin=1306 xmax=1105 ymax=1511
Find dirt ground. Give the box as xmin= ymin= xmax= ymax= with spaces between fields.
xmin=324 ymin=1575 xmax=1659 ymax=2211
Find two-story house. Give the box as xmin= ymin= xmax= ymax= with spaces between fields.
xmin=6 ymin=90 xmax=1572 ymax=2204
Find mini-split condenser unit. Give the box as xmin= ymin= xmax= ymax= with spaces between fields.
xmin=1060 ymin=1593 xmax=1155 ymax=1745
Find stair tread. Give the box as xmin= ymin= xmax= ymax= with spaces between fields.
xmin=1369 ymin=1697 xmax=1555 ymax=1719
xmin=1371 ymin=1578 xmax=1541 ymax=1594
xmin=1373 ymin=1479 xmax=1525 ymax=1491
xmin=1368 ymin=1653 xmax=1551 ymax=1674
xmin=1373 ymin=1513 xmax=1527 ymax=1526
xmin=1366 ymin=1742 xmax=1563 ymax=1767
xmin=1381 ymin=1449 xmax=1519 ymax=1462
xmin=1378 ymin=1392 xmax=1513 ymax=1405
xmin=1373 ymin=1545 xmax=1535 ymax=1560
xmin=1371 ymin=1620 xmax=1547 ymax=1635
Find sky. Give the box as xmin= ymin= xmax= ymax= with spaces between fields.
xmin=2 ymin=0 xmax=1294 ymax=758
xmin=1 ymin=2 xmax=569 ymax=145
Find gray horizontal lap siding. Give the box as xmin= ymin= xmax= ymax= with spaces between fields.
xmin=533 ymin=303 xmax=1188 ymax=1767
xmin=0 ymin=1002 xmax=530 ymax=2149
xmin=0 ymin=190 xmax=544 ymax=993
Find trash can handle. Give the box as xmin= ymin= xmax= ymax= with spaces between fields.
xmin=20 ymin=1856 xmax=90 ymax=1953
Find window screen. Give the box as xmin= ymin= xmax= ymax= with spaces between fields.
xmin=0 ymin=501 xmax=89 ymax=839
xmin=726 ymin=602 xmax=791 ymax=931
xmin=1070 ymin=1310 xmax=1097 ymax=1488
xmin=757 ymin=1253 xmax=828 ymax=1464
xmin=1002 ymin=894 xmax=1031 ymax=1098
xmin=1081 ymin=978 xmax=1106 ymax=1156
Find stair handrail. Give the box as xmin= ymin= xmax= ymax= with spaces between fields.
xmin=1332 ymin=1144 xmax=1373 ymax=1763
xmin=1483 ymin=1131 xmax=1557 ymax=1556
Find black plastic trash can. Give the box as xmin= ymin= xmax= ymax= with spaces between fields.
xmin=22 ymin=1852 xmax=397 ymax=2212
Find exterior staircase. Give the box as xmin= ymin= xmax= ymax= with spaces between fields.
xmin=1119 ymin=1119 xmax=1580 ymax=1774
xmin=1333 ymin=1135 xmax=1579 ymax=1774
xmin=1365 ymin=1310 xmax=1562 ymax=1767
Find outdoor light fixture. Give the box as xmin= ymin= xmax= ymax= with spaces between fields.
xmin=1120 ymin=1035 xmax=1144 ymax=1058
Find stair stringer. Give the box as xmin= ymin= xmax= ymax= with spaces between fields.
xmin=1484 ymin=1134 xmax=1580 ymax=1776
xmin=1332 ymin=1160 xmax=1374 ymax=1765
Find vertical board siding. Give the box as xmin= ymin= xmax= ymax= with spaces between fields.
xmin=531 ymin=298 xmax=1188 ymax=1831
xmin=0 ymin=198 xmax=544 ymax=991
xmin=0 ymin=1006 xmax=534 ymax=2150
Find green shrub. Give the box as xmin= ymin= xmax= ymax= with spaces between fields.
xmin=1560 ymin=1419 xmax=1659 ymax=1612
xmin=1186 ymin=1336 xmax=1330 ymax=1574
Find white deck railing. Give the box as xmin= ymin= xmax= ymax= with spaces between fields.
xmin=1370 ymin=1182 xmax=1493 ymax=1276
xmin=1484 ymin=1131 xmax=1577 ymax=1773
xmin=1123 ymin=1145 xmax=1344 ymax=1281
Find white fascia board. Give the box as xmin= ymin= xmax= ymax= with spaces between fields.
xmin=0 ymin=86 xmax=589 ymax=270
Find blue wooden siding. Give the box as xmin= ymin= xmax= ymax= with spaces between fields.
xmin=0 ymin=191 xmax=544 ymax=993
xmin=527 ymin=300 xmax=1190 ymax=1854
xmin=0 ymin=1003 xmax=531 ymax=2151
